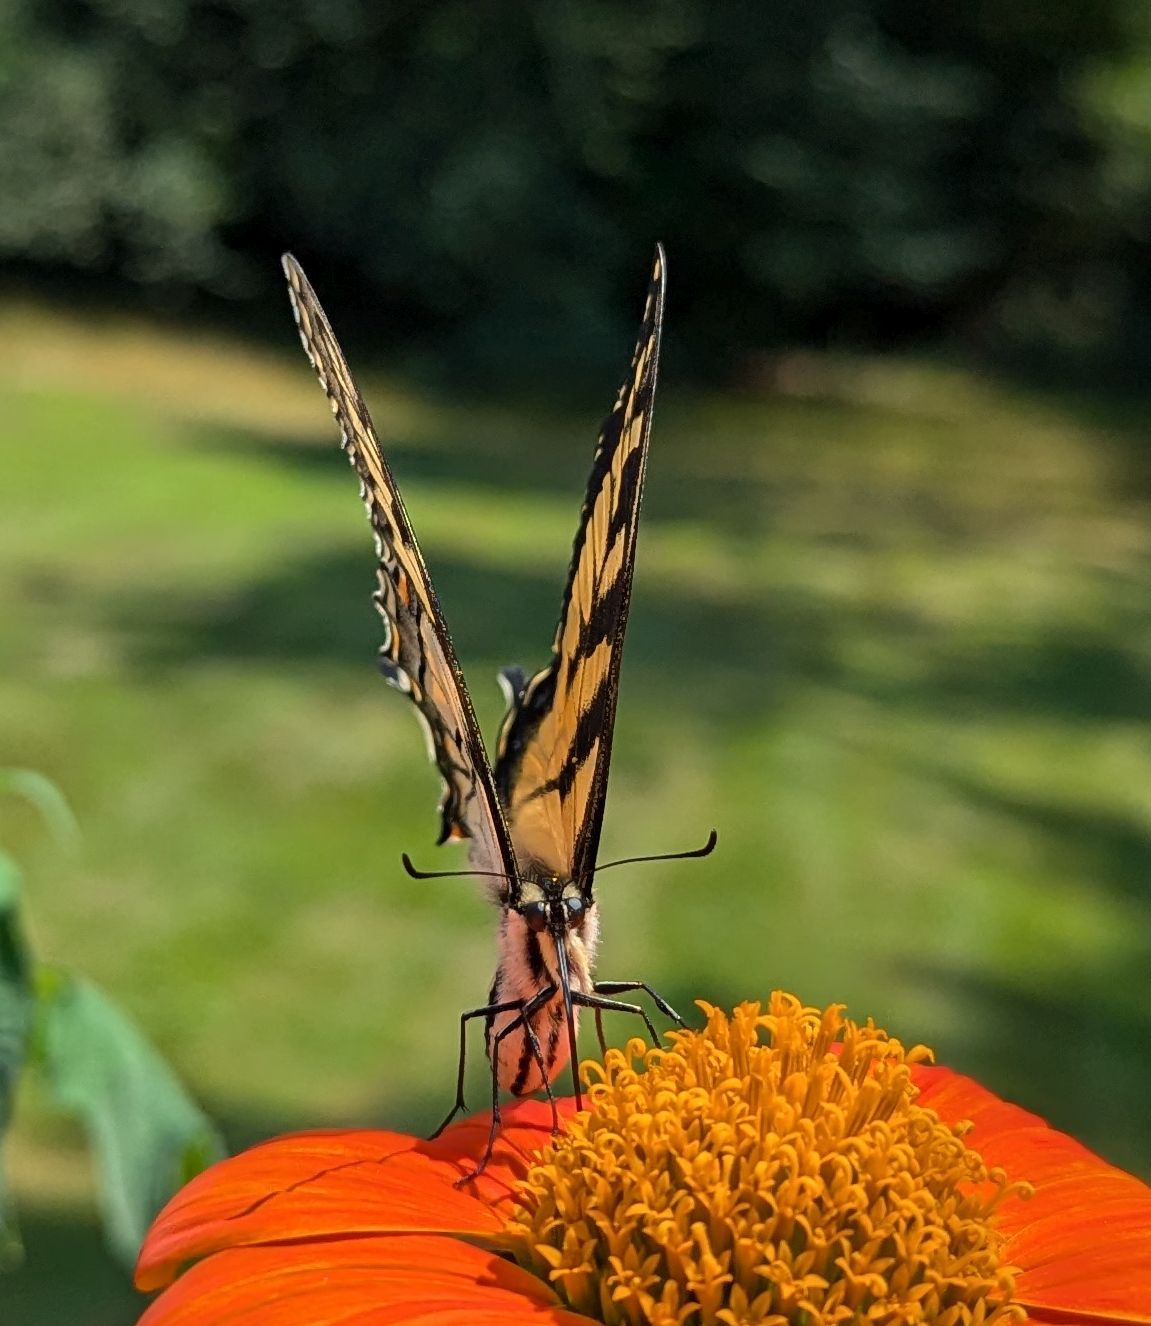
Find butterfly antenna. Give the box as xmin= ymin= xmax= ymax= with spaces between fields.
xmin=590 ymin=829 xmax=718 ymax=878
xmin=401 ymin=853 xmax=515 ymax=884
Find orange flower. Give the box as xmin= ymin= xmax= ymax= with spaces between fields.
xmin=135 ymin=997 xmax=1151 ymax=1326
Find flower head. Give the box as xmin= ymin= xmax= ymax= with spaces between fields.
xmin=508 ymin=997 xmax=1023 ymax=1326
xmin=135 ymin=994 xmax=1151 ymax=1326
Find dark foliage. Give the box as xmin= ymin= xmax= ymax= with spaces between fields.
xmin=1 ymin=0 xmax=1149 ymax=375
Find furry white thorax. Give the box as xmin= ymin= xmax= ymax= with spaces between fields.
xmin=488 ymin=901 xmax=601 ymax=1096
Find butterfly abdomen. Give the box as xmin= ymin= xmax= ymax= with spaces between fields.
xmin=486 ymin=905 xmax=600 ymax=1095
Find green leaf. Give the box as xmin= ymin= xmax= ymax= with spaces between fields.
xmin=34 ymin=968 xmax=225 ymax=1267
xmin=0 ymin=768 xmax=79 ymax=1269
xmin=0 ymin=769 xmax=81 ymax=855
xmin=0 ymin=851 xmax=33 ymax=1268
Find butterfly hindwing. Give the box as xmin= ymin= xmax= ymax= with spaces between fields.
xmin=495 ymin=246 xmax=666 ymax=885
xmin=283 ymin=254 xmax=516 ymax=888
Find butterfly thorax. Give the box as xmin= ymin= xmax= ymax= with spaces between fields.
xmin=486 ymin=875 xmax=600 ymax=1097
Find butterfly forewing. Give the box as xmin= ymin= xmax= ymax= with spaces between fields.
xmin=494 ymin=246 xmax=666 ymax=885
xmin=282 ymin=254 xmax=516 ymax=886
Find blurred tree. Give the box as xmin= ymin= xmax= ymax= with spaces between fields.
xmin=0 ymin=0 xmax=1147 ymax=375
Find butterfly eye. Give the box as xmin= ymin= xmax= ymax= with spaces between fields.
xmin=565 ymin=896 xmax=585 ymax=921
xmin=523 ymin=901 xmax=549 ymax=933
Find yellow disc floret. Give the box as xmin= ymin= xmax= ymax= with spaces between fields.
xmin=506 ymin=994 xmax=1026 ymax=1326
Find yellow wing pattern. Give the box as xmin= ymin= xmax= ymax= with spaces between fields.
xmin=283 ymin=254 xmax=516 ymax=886
xmin=494 ymin=246 xmax=666 ymax=885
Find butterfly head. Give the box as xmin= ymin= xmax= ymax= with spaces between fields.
xmin=516 ymin=874 xmax=591 ymax=938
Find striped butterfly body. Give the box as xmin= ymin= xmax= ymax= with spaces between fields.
xmin=283 ymin=247 xmax=712 ymax=1172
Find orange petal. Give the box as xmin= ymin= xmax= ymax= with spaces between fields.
xmin=136 ymin=1130 xmax=501 ymax=1292
xmin=138 ymin=1233 xmax=597 ymax=1326
xmin=424 ymin=1098 xmax=579 ymax=1210
xmin=914 ymin=1064 xmax=1151 ymax=1325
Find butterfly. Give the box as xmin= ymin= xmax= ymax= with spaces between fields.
xmin=282 ymin=247 xmax=715 ymax=1170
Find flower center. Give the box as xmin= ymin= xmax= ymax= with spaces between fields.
xmin=505 ymin=994 xmax=1026 ymax=1326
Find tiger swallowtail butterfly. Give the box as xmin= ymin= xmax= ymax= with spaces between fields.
xmin=282 ymin=247 xmax=715 ymax=1175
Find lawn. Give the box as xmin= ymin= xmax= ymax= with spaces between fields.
xmin=2 ymin=295 xmax=1150 ymax=1323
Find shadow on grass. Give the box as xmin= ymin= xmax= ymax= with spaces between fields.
xmin=188 ymin=414 xmax=779 ymax=535
xmin=93 ymin=408 xmax=1151 ymax=732
xmin=1025 ymin=385 xmax=1151 ymax=505
xmin=99 ymin=520 xmax=1151 ymax=739
xmin=190 ymin=420 xmax=593 ymax=503
xmin=906 ymin=758 xmax=1151 ymax=916
xmin=866 ymin=629 xmax=1151 ymax=725
xmin=102 ymin=545 xmax=793 ymax=729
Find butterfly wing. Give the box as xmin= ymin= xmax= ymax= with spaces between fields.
xmin=283 ymin=254 xmax=516 ymax=889
xmin=494 ymin=246 xmax=666 ymax=886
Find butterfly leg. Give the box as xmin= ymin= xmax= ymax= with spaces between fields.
xmin=430 ymin=995 xmax=545 ymax=1140
xmin=457 ymin=984 xmax=558 ymax=1184
xmin=594 ymin=1008 xmax=608 ymax=1057
xmin=593 ymin=980 xmax=687 ymax=1028
xmin=571 ymin=990 xmax=660 ymax=1045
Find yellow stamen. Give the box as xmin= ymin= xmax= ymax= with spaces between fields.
xmin=506 ymin=994 xmax=1028 ymax=1326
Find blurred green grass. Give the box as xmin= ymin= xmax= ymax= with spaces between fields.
xmin=2 ymin=301 xmax=1150 ymax=1321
